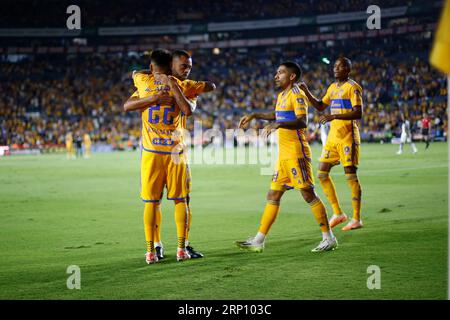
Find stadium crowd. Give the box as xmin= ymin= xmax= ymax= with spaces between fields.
xmin=0 ymin=34 xmax=447 ymax=150
xmin=2 ymin=0 xmax=418 ymax=28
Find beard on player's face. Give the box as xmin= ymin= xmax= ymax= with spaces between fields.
xmin=274 ymin=75 xmax=289 ymax=89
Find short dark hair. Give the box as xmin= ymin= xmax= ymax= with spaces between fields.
xmin=280 ymin=61 xmax=302 ymax=82
xmin=173 ymin=49 xmax=191 ymax=59
xmin=337 ymin=57 xmax=352 ymax=69
xmin=150 ymin=49 xmax=172 ymax=68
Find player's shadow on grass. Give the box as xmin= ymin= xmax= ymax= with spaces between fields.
xmin=127 ymin=235 xmax=342 ymax=270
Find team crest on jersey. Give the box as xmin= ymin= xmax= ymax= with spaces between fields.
xmin=344 ymin=146 xmax=350 ymax=154
xmin=296 ymin=98 xmax=305 ymax=104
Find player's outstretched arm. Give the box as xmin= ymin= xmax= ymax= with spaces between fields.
xmin=123 ymin=92 xmax=175 ymax=112
xmin=261 ymin=115 xmax=307 ymax=139
xmin=319 ymin=105 xmax=362 ymax=124
xmin=297 ymin=82 xmax=328 ymax=111
xmin=239 ymin=112 xmax=276 ymax=129
xmin=203 ymin=81 xmax=216 ymax=93
xmin=277 ymin=114 xmax=308 ymax=129
xmin=253 ymin=112 xmax=276 ymax=121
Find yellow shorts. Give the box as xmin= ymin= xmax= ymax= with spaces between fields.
xmin=140 ymin=151 xmax=191 ymax=202
xmin=270 ymin=157 xmax=314 ymax=191
xmin=319 ymin=141 xmax=359 ymax=167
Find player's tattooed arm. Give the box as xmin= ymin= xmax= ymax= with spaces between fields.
xmin=166 ymin=75 xmax=195 ymax=116
xmin=123 ymin=92 xmax=175 ymax=112
xmin=239 ymin=112 xmax=276 ymax=129
xmin=297 ymin=82 xmax=328 ymax=111
xmin=319 ymin=105 xmax=362 ymax=124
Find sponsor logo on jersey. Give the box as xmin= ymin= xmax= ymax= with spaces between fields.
xmin=152 ymin=138 xmax=174 ymax=146
xmin=331 ymin=101 xmax=342 ymax=107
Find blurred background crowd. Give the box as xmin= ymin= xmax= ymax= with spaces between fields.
xmin=0 ymin=0 xmax=446 ymax=151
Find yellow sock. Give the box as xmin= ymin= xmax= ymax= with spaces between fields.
xmin=346 ymin=174 xmax=362 ymax=221
xmin=174 ymin=200 xmax=188 ymax=249
xmin=318 ymin=170 xmax=343 ymax=215
xmin=143 ymin=202 xmax=158 ymax=252
xmin=154 ymin=205 xmax=162 ymax=244
xmin=258 ymin=200 xmax=280 ymax=235
xmin=309 ymin=197 xmax=330 ymax=233
xmin=185 ymin=206 xmax=192 ymax=243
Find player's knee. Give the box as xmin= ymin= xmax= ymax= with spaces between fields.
xmin=300 ymin=188 xmax=317 ymax=203
xmin=267 ymin=190 xmax=283 ymax=202
xmin=318 ymin=162 xmax=332 ymax=172
xmin=344 ymin=166 xmax=357 ymax=174
xmin=345 ymin=171 xmax=358 ymax=180
xmin=317 ymin=171 xmax=329 ymax=181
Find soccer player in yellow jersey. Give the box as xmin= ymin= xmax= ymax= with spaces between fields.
xmin=299 ymin=57 xmax=363 ymax=231
xmin=123 ymin=49 xmax=197 ymax=264
xmin=83 ymin=132 xmax=92 ymax=158
xmin=65 ymin=132 xmax=74 ymax=159
xmin=152 ymin=50 xmax=215 ymax=259
xmin=236 ymin=61 xmax=337 ymax=253
xmin=124 ymin=50 xmax=215 ymax=261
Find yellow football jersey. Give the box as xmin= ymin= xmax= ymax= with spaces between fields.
xmin=322 ymin=79 xmax=363 ymax=144
xmin=83 ymin=133 xmax=91 ymax=146
xmin=65 ymin=133 xmax=73 ymax=144
xmin=132 ymin=73 xmax=207 ymax=153
xmin=275 ymin=86 xmax=311 ymax=160
xmin=133 ymin=72 xmax=183 ymax=154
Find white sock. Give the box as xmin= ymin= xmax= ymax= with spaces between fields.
xmin=411 ymin=143 xmax=417 ymax=152
xmin=155 ymin=242 xmax=162 ymax=248
xmin=184 ymin=240 xmax=190 ymax=247
xmin=322 ymin=231 xmax=334 ymax=241
xmin=254 ymin=232 xmax=266 ymax=244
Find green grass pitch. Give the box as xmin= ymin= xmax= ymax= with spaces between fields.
xmin=0 ymin=143 xmax=447 ymax=299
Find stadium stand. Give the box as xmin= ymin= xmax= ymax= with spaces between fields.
xmin=0 ymin=0 xmax=447 ymax=152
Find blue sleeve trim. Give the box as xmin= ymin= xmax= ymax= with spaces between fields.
xmin=141 ymin=145 xmax=183 ymax=155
